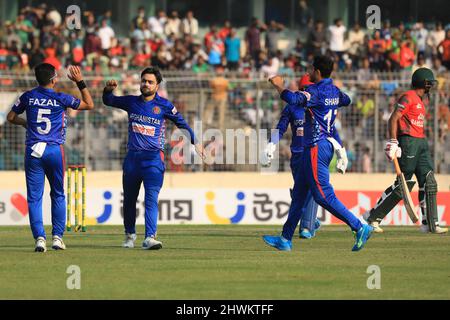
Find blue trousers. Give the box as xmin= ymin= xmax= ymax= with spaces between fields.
xmin=290 ymin=152 xmax=319 ymax=231
xmin=282 ymin=140 xmax=362 ymax=240
xmin=25 ymin=144 xmax=66 ymax=239
xmin=122 ymin=150 xmax=164 ymax=238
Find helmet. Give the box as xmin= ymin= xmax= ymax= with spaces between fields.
xmin=412 ymin=68 xmax=437 ymax=91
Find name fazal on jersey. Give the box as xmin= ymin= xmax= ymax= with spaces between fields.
xmin=28 ymin=98 xmax=61 ymax=107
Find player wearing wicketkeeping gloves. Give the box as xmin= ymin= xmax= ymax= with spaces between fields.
xmin=263 ymin=55 xmax=373 ymax=252
xmin=363 ymin=68 xmax=447 ymax=234
xmin=263 ymin=74 xmax=348 ymax=239
xmin=103 ymin=67 xmax=205 ymax=250
xmin=6 ymin=63 xmax=94 ymax=252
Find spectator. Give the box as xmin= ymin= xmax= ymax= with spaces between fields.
xmin=131 ymin=21 xmax=151 ymax=53
xmin=437 ymin=29 xmax=450 ymax=70
xmin=298 ymin=0 xmax=314 ymax=31
xmin=43 ymin=47 xmax=61 ymax=70
xmin=412 ymin=54 xmax=431 ymax=73
xmin=427 ymin=22 xmax=445 ymax=57
xmin=356 ymin=94 xmax=375 ymax=118
xmin=165 ymin=11 xmax=182 ymax=38
xmin=261 ymin=54 xmax=280 ymax=77
xmin=399 ymin=38 xmax=416 ymax=70
xmin=0 ymin=41 xmax=9 ymax=69
xmin=192 ymin=55 xmax=209 ymax=73
xmin=362 ymin=147 xmax=372 ymax=173
xmin=381 ymin=20 xmax=392 ymax=40
xmin=132 ymin=6 xmax=147 ymax=30
xmin=46 ymin=6 xmax=62 ymax=27
xmin=98 ymin=10 xmax=113 ymax=27
xmin=182 ymin=10 xmax=198 ymax=37
xmin=191 ymin=41 xmax=208 ymax=65
xmin=204 ymin=24 xmax=218 ymax=51
xmin=412 ymin=21 xmax=428 ymax=56
xmin=98 ymin=19 xmax=115 ymax=54
xmin=346 ymin=23 xmax=365 ymax=64
xmin=432 ymin=56 xmax=447 ymax=75
xmin=224 ymin=28 xmax=241 ymax=71
xmin=218 ymin=20 xmax=232 ymax=40
xmin=328 ymin=18 xmax=347 ymax=60
xmin=208 ymin=35 xmax=224 ymax=67
xmin=148 ymin=10 xmax=167 ymax=37
xmin=368 ymin=30 xmax=387 ymax=70
xmin=265 ymin=20 xmax=284 ymax=56
xmin=357 ymin=57 xmax=378 ymax=88
xmin=245 ymin=17 xmax=266 ymax=62
xmin=307 ymin=20 xmax=326 ymax=56
xmin=204 ymin=66 xmax=229 ymax=132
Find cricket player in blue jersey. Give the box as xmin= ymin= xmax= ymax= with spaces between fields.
xmin=263 ymin=55 xmax=373 ymax=252
xmin=263 ymin=74 xmax=349 ymax=239
xmin=7 ymin=64 xmax=94 ymax=252
xmin=102 ymin=67 xmax=205 ymax=250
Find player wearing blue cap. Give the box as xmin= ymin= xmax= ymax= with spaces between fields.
xmin=7 ymin=64 xmax=94 ymax=252
xmin=263 ymin=55 xmax=373 ymax=252
xmin=102 ymin=66 xmax=205 ymax=250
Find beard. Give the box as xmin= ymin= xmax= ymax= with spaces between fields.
xmin=141 ymin=88 xmax=154 ymax=97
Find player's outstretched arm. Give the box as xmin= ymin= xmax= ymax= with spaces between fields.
xmin=6 ymin=110 xmax=27 ymax=129
xmin=68 ymin=66 xmax=94 ymax=110
xmin=268 ymin=75 xmax=309 ymax=106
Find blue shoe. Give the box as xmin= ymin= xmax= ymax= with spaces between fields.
xmin=352 ymin=224 xmax=374 ymax=252
xmin=314 ymin=219 xmax=322 ymax=231
xmin=299 ymin=229 xmax=314 ymax=239
xmin=262 ymin=235 xmax=292 ymax=251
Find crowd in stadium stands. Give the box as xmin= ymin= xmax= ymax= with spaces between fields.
xmin=0 ymin=3 xmax=449 ymax=172
xmin=0 ymin=4 xmax=449 ymax=74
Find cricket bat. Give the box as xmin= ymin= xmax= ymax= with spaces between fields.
xmin=393 ymin=157 xmax=419 ymax=223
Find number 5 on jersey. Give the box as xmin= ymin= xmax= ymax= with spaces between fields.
xmin=37 ymin=109 xmax=51 ymax=134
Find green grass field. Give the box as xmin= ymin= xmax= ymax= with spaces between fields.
xmin=0 ymin=225 xmax=449 ymax=300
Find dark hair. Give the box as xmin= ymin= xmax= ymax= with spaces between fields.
xmin=141 ymin=66 xmax=163 ymax=84
xmin=313 ymin=55 xmax=334 ymax=78
xmin=34 ymin=63 xmax=56 ymax=85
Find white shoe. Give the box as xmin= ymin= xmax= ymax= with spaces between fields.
xmin=35 ymin=237 xmax=47 ymax=252
xmin=52 ymin=235 xmax=66 ymax=250
xmin=420 ymin=224 xmax=448 ymax=234
xmin=369 ymin=221 xmax=384 ymax=233
xmin=122 ymin=233 xmax=137 ymax=248
xmin=435 ymin=226 xmax=448 ymax=234
xmin=142 ymin=236 xmax=162 ymax=250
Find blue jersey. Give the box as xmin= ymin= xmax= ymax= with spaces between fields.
xmin=11 ymin=86 xmax=81 ymax=146
xmin=280 ymin=78 xmax=350 ymax=147
xmin=270 ymin=104 xmax=305 ymax=153
xmin=270 ymin=102 xmax=343 ymax=154
xmin=103 ymin=91 xmax=196 ymax=152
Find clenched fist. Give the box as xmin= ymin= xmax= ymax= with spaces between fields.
xmin=104 ymin=79 xmax=118 ymax=92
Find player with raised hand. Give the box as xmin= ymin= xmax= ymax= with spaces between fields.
xmin=363 ymin=68 xmax=448 ymax=234
xmin=263 ymin=74 xmax=348 ymax=239
xmin=6 ymin=63 xmax=94 ymax=252
xmin=263 ymin=55 xmax=373 ymax=252
xmin=103 ymin=66 xmax=205 ymax=250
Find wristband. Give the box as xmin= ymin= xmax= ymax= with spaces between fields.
xmin=76 ymin=80 xmax=87 ymax=90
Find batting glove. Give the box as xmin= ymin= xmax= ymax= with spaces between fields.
xmin=335 ymin=147 xmax=348 ymax=174
xmin=385 ymin=139 xmax=402 ymax=161
xmin=261 ymin=142 xmax=276 ymax=167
